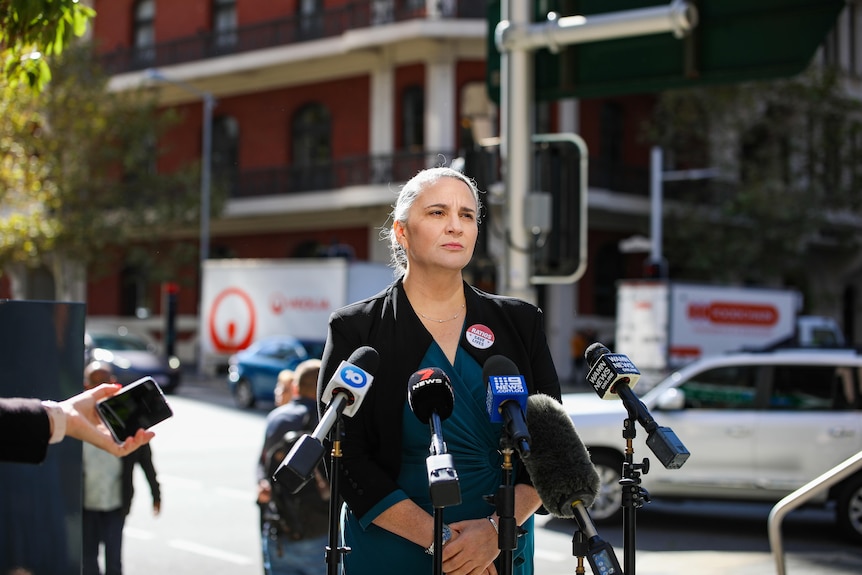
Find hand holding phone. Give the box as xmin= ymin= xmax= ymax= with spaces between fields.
xmin=96 ymin=376 xmax=173 ymax=443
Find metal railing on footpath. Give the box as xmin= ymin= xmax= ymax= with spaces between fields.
xmin=768 ymin=450 xmax=862 ymax=575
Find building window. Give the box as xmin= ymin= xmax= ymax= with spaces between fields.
xmin=213 ymin=0 xmax=237 ymax=50
xmin=297 ymin=0 xmax=324 ymax=40
xmin=291 ymin=103 xmax=332 ymax=191
xmin=133 ymin=0 xmax=155 ymax=65
xmin=212 ymin=116 xmax=240 ymax=196
xmin=401 ymin=85 xmax=424 ymax=151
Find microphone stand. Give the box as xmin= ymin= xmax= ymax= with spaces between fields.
xmin=484 ymin=434 xmax=519 ymax=575
xmin=325 ymin=419 xmax=349 ymax=575
xmin=427 ymin=412 xmax=460 ymax=575
xmin=619 ymin=408 xmax=651 ymax=575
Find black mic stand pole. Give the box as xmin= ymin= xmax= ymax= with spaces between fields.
xmin=325 ymin=419 xmax=349 ymax=575
xmin=485 ymin=437 xmax=517 ymax=575
xmin=620 ymin=409 xmax=650 ymax=575
xmin=426 ymin=412 xmax=461 ymax=575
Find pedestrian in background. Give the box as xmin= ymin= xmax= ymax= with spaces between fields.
xmin=257 ymin=359 xmax=328 ymax=575
xmin=81 ymin=362 xmax=161 ymax=575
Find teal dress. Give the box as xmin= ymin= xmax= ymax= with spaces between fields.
xmin=341 ymin=342 xmax=535 ymax=574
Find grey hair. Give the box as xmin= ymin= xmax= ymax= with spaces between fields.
xmin=381 ymin=167 xmax=483 ymax=277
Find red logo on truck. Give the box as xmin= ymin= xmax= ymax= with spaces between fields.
xmin=688 ymin=302 xmax=778 ymax=326
xmin=209 ymin=287 xmax=256 ymax=353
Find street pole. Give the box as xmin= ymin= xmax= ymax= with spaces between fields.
xmin=145 ymin=69 xmax=215 ymax=375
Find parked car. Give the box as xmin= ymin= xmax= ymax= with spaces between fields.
xmin=563 ymin=348 xmax=862 ymax=541
xmin=227 ymin=335 xmax=325 ymax=408
xmin=85 ymin=328 xmax=182 ymax=393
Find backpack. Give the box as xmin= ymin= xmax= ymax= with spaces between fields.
xmin=263 ymin=413 xmax=331 ymax=541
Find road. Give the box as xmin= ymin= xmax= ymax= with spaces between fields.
xmin=121 ymin=377 xmax=862 ymax=575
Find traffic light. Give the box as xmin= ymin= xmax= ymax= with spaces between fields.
xmin=530 ymin=134 xmax=587 ymax=284
xmin=643 ymin=259 xmax=667 ymax=279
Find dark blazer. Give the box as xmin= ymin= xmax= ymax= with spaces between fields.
xmin=0 ymin=397 xmax=50 ymax=464
xmin=318 ymin=280 xmax=561 ymax=520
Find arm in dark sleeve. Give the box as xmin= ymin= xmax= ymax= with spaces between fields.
xmin=137 ymin=444 xmax=161 ymax=504
xmin=0 ymin=397 xmax=51 ymax=464
xmin=318 ymin=313 xmax=403 ymax=521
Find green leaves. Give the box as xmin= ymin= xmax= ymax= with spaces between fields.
xmin=0 ymin=0 xmax=96 ymax=90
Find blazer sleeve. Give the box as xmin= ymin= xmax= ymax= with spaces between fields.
xmin=0 ymin=397 xmax=51 ymax=464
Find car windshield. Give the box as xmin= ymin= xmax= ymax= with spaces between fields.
xmin=90 ymin=333 xmax=150 ymax=352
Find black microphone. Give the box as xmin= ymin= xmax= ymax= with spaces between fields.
xmin=483 ymin=355 xmax=531 ymax=458
xmin=407 ymin=367 xmax=461 ymax=508
xmin=273 ymin=346 xmax=379 ymax=493
xmin=584 ymin=341 xmax=640 ymax=400
xmin=585 ymin=342 xmax=690 ymax=470
xmin=523 ymin=393 xmax=622 ymax=575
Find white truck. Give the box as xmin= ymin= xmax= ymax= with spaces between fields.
xmin=615 ymin=280 xmax=844 ymax=374
xmin=200 ymin=258 xmax=393 ymax=373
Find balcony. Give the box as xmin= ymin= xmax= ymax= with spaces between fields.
xmin=230 ymin=149 xmax=457 ymax=198
xmin=99 ymin=0 xmax=487 ymax=75
xmin=222 ymin=150 xmax=650 ymax=200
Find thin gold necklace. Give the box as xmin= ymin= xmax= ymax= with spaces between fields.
xmin=416 ymin=302 xmax=465 ymax=323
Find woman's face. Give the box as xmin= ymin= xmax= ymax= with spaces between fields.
xmin=395 ymin=177 xmax=479 ymax=274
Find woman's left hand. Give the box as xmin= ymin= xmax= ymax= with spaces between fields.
xmin=441 ymin=517 xmax=499 ymax=575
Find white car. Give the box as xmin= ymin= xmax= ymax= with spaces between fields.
xmin=564 ymin=349 xmax=862 ymax=541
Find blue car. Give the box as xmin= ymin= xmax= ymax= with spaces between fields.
xmin=227 ymin=335 xmax=325 ymax=408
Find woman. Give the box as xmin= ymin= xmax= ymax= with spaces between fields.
xmin=318 ymin=167 xmax=561 ymax=575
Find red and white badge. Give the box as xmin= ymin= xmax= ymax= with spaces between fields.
xmin=466 ymin=324 xmax=495 ymax=349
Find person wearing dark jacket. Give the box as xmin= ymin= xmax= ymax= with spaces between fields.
xmin=317 ymin=167 xmax=561 ymax=575
xmin=257 ymin=359 xmax=328 ymax=575
xmin=0 ymin=386 xmax=154 ymax=464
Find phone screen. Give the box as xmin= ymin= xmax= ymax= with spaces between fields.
xmin=96 ymin=376 xmax=173 ymax=442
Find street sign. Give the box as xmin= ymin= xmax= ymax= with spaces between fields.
xmin=487 ymin=0 xmax=846 ymax=102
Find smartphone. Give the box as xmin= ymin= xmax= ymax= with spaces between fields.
xmin=96 ymin=376 xmax=174 ymax=443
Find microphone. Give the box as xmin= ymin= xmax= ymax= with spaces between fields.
xmin=407 ymin=367 xmax=461 ymax=508
xmin=484 ymin=355 xmax=531 ymax=458
xmin=584 ymin=341 xmax=640 ymax=400
xmin=585 ymin=342 xmax=690 ymax=470
xmin=273 ymin=346 xmax=379 ymax=493
xmin=523 ymin=393 xmax=622 ymax=575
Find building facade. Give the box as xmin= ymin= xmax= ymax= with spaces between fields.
xmin=83 ymin=0 xmax=862 ymax=377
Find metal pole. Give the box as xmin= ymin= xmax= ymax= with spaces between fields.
xmin=650 ymin=146 xmax=663 ymax=266
xmin=499 ymin=0 xmax=535 ymax=303
xmin=498 ymin=0 xmax=697 ymax=52
xmin=201 ymin=95 xmax=213 ymax=265
xmin=143 ymin=69 xmax=215 ymax=375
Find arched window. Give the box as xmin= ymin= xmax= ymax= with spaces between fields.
xmin=291 ymin=103 xmax=332 ymax=191
xmin=133 ymin=0 xmax=155 ymax=65
xmin=213 ymin=0 xmax=237 ymax=50
xmin=212 ymin=116 xmax=240 ymax=196
xmin=401 ymin=85 xmax=424 ymax=151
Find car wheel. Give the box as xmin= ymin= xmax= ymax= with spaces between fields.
xmin=234 ymin=379 xmax=256 ymax=409
xmin=588 ymin=452 xmax=624 ymax=523
xmin=836 ymin=473 xmax=862 ymax=543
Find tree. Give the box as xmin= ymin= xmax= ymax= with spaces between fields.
xmin=645 ymin=67 xmax=862 ymax=303
xmin=0 ymin=0 xmax=95 ymax=90
xmin=0 ymin=43 xmax=217 ymax=299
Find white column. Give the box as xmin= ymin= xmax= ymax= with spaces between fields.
xmin=369 ymin=52 xmax=394 ymax=156
xmin=425 ymin=48 xmax=456 ymax=163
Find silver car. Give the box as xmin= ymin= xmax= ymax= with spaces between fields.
xmin=564 ymin=349 xmax=862 ymax=541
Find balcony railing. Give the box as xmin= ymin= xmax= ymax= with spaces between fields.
xmin=225 ymin=150 xmax=650 ymax=200
xmin=100 ymin=0 xmax=487 ymax=75
xmin=231 ymin=150 xmax=458 ymax=198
